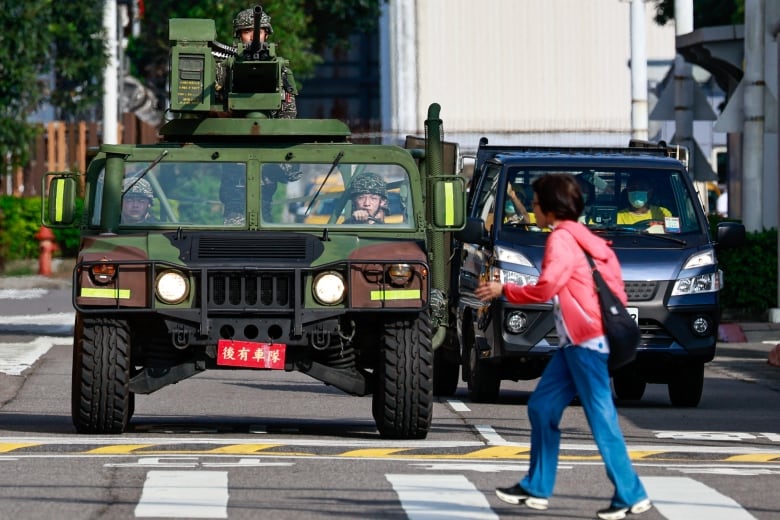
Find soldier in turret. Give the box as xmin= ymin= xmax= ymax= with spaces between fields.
xmin=232 ymin=6 xmax=298 ymax=119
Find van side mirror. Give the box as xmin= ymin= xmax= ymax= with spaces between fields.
xmin=455 ymin=217 xmax=488 ymax=245
xmin=43 ymin=173 xmax=77 ymax=226
xmin=716 ymin=221 xmax=745 ymax=249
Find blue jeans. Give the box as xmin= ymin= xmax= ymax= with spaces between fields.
xmin=520 ymin=346 xmax=647 ymax=508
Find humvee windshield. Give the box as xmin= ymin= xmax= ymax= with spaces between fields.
xmin=490 ymin=167 xmax=702 ymax=235
xmin=90 ymin=161 xmax=414 ymax=228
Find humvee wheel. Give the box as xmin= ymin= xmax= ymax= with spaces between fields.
xmin=668 ymin=362 xmax=704 ymax=407
xmin=372 ymin=311 xmax=433 ymax=439
xmin=72 ymin=317 xmax=133 ymax=434
xmin=463 ymin=319 xmax=500 ymax=403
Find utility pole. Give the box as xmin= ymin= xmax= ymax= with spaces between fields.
xmin=674 ymin=0 xmax=694 ymax=175
xmin=103 ymin=0 xmax=119 ymax=145
xmin=630 ymin=0 xmax=648 ymax=141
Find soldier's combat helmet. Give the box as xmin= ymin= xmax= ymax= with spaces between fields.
xmin=123 ymin=177 xmax=153 ymax=200
xmin=233 ymin=6 xmax=273 ymax=37
xmin=349 ymin=172 xmax=387 ymax=199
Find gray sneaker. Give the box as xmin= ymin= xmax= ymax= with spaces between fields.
xmin=495 ymin=484 xmax=549 ymax=510
xmin=596 ymin=498 xmax=653 ymax=520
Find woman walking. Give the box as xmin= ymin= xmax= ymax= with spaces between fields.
xmin=474 ymin=174 xmax=652 ymax=520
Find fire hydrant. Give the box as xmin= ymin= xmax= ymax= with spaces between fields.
xmin=34 ymin=226 xmax=58 ymax=276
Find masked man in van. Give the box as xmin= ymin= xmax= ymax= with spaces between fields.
xmin=617 ymin=178 xmax=671 ymax=225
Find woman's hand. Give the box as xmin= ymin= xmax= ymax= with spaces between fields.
xmin=475 ymin=280 xmax=503 ymax=302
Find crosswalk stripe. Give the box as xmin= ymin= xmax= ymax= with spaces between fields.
xmin=387 ymin=474 xmax=498 ymax=519
xmin=135 ymin=470 xmax=228 ymax=518
xmin=642 ymin=476 xmax=758 ymax=520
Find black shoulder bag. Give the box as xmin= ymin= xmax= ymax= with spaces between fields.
xmin=583 ymin=252 xmax=640 ymax=372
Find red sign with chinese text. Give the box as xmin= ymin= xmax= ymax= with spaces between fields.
xmin=217 ymin=339 xmax=286 ymax=369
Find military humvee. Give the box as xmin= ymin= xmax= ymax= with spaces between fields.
xmin=43 ymin=10 xmax=466 ymax=439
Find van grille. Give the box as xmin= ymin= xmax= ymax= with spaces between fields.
xmin=624 ymin=281 xmax=658 ymax=301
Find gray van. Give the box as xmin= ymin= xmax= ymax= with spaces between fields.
xmin=448 ymin=142 xmax=745 ymax=406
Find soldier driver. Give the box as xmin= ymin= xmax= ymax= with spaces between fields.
xmin=121 ymin=177 xmax=156 ymax=224
xmin=232 ymin=6 xmax=298 ymax=119
xmin=345 ymin=172 xmax=389 ymax=224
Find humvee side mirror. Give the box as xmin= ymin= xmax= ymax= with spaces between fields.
xmin=431 ymin=177 xmax=466 ymax=230
xmin=43 ymin=173 xmax=77 ymax=226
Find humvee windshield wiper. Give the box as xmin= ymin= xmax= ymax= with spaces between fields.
xmin=121 ymin=150 xmax=168 ymax=196
xmin=305 ymin=150 xmax=344 ymax=218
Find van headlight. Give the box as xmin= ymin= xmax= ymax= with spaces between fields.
xmin=156 ymin=270 xmax=189 ymax=304
xmin=495 ymin=267 xmax=539 ymax=287
xmin=672 ymin=272 xmax=720 ymax=295
xmin=313 ymin=271 xmax=346 ymax=305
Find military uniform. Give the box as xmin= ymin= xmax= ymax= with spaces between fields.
xmin=344 ymin=173 xmax=388 ymax=224
xmin=230 ymin=6 xmax=298 ymax=119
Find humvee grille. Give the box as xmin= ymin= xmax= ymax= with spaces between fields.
xmin=197 ymin=235 xmax=309 ymax=261
xmin=208 ymin=272 xmax=292 ymax=308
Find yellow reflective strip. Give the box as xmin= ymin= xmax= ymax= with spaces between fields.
xmin=87 ymin=444 xmax=153 ymax=454
xmin=207 ymin=444 xmax=281 ymax=454
xmin=55 ymin=181 xmax=65 ymax=222
xmin=0 ymin=443 xmax=40 ymax=453
xmin=80 ymin=288 xmax=131 ymax=299
xmin=369 ymin=289 xmax=421 ymax=301
xmin=444 ymin=182 xmax=455 ymax=226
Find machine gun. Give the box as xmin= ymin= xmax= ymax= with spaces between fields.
xmin=168 ymin=11 xmax=296 ymax=117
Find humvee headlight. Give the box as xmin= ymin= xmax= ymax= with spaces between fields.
xmin=89 ymin=261 xmax=117 ymax=285
xmin=313 ymin=271 xmax=345 ymax=305
xmin=156 ymin=270 xmax=189 ymax=304
xmin=387 ymin=264 xmax=413 ymax=286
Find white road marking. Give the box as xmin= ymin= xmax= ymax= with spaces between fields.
xmin=135 ymin=470 xmax=228 ymax=519
xmin=0 ymin=312 xmax=74 ymax=335
xmin=474 ymin=425 xmax=507 ymax=445
xmin=642 ymin=476 xmax=758 ymax=520
xmin=0 ymin=337 xmax=66 ymax=375
xmin=387 ymin=474 xmax=498 ymax=519
xmin=0 ymin=289 xmax=48 ymax=300
xmin=447 ymin=399 xmax=471 ymax=412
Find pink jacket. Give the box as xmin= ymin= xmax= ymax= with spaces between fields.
xmin=502 ymin=220 xmax=627 ymax=345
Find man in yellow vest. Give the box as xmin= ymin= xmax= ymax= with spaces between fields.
xmin=617 ymin=177 xmax=671 ymax=225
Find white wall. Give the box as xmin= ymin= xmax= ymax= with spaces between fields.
xmin=383 ymin=0 xmax=677 ymax=150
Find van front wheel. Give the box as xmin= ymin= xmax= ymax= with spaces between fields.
xmin=668 ymin=362 xmax=704 ymax=407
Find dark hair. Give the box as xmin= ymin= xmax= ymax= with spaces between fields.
xmin=532 ymin=174 xmax=584 ymax=221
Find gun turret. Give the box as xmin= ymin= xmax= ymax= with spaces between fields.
xmin=168 ymin=16 xmax=294 ymax=117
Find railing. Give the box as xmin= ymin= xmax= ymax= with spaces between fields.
xmin=5 ymin=113 xmax=158 ymax=198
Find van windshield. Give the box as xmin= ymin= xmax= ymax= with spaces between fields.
xmin=500 ymin=167 xmax=702 ymax=235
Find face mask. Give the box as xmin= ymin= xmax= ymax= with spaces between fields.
xmin=505 ymin=200 xmax=515 ymax=213
xmin=628 ymin=190 xmax=648 ymax=209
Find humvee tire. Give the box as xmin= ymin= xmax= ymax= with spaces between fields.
xmin=372 ymin=311 xmax=433 ymax=439
xmin=72 ymin=317 xmax=133 ymax=434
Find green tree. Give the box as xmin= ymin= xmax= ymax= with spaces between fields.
xmin=0 ymin=1 xmax=53 ymax=168
xmin=652 ymin=0 xmax=744 ymax=27
xmin=49 ymin=0 xmax=108 ymax=121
